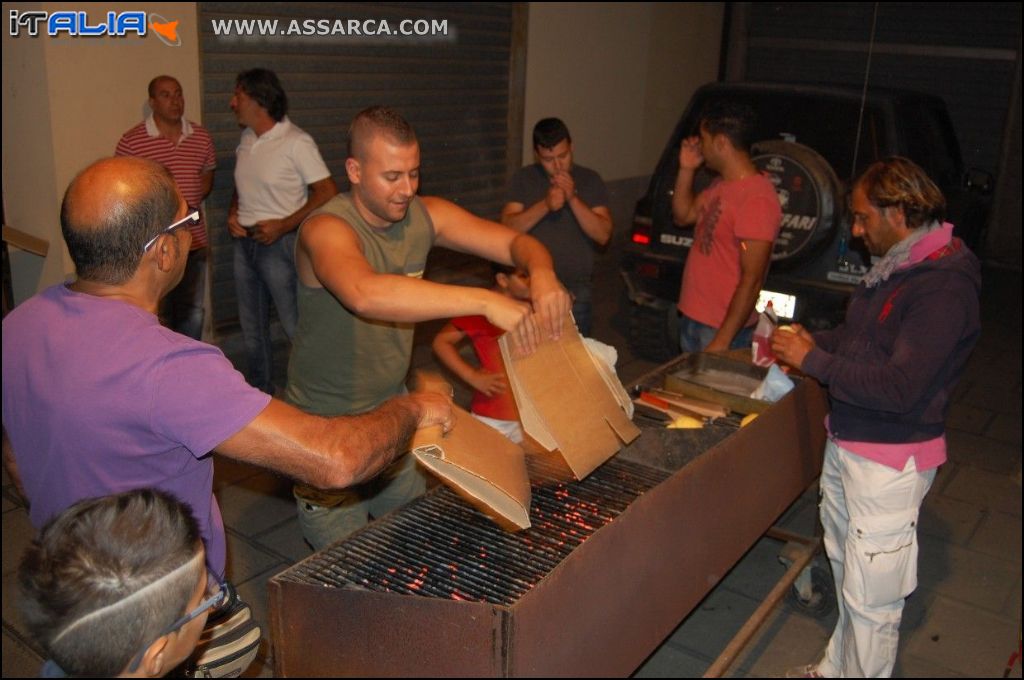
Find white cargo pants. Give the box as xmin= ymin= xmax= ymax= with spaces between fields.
xmin=817 ymin=439 xmax=936 ymax=678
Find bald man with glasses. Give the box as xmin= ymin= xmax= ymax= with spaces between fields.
xmin=2 ymin=156 xmax=452 ymax=586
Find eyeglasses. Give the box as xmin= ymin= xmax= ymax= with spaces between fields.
xmin=126 ymin=577 xmax=227 ymax=673
xmin=142 ymin=210 xmax=200 ymax=252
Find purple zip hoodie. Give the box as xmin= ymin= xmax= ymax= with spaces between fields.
xmin=802 ymin=224 xmax=981 ymax=444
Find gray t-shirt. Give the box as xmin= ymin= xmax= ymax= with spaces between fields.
xmin=507 ymin=163 xmax=609 ymax=290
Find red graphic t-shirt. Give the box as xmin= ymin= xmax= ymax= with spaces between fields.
xmin=678 ymin=174 xmax=781 ymax=328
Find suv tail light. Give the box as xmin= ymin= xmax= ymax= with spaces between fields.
xmin=631 ymin=216 xmax=653 ymax=245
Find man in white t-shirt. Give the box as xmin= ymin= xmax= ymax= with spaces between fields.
xmin=228 ymin=68 xmax=337 ymax=394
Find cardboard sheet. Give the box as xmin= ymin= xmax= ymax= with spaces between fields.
xmin=411 ymin=405 xmax=531 ymax=530
xmin=499 ymin=317 xmax=641 ymax=480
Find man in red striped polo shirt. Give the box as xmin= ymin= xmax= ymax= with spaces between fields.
xmin=116 ymin=75 xmax=217 ymax=340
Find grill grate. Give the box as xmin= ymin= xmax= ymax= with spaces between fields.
xmin=281 ymin=457 xmax=670 ymax=606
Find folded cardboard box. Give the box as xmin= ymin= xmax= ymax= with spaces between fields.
xmin=411 ymin=405 xmax=531 ymax=530
xmin=499 ymin=317 xmax=640 ymax=480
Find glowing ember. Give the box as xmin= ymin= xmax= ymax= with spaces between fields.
xmin=407 ymin=566 xmax=430 ymax=591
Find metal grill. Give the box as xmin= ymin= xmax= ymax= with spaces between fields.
xmin=269 ymin=377 xmax=829 ymax=677
xmin=279 ymin=457 xmax=670 ymax=606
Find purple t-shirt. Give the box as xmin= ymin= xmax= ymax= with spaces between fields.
xmin=2 ymin=285 xmax=271 ymax=576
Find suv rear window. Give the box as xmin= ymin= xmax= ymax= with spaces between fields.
xmin=897 ymin=100 xmax=964 ymax=187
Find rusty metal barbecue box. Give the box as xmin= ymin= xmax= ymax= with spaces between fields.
xmin=268 ymin=358 xmax=827 ymax=677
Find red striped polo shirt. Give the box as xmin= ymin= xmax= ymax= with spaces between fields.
xmin=115 ymin=117 xmax=217 ymax=249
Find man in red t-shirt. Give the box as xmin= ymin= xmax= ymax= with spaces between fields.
xmin=672 ymin=100 xmax=781 ymax=353
xmin=116 ymin=75 xmax=216 ymax=340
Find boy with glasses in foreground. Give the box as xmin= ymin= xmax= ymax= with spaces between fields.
xmin=18 ymin=489 xmax=234 ymax=678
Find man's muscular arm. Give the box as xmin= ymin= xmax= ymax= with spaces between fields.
xmin=299 ymin=212 xmax=531 ymax=333
xmin=216 ymin=392 xmax=451 ymax=490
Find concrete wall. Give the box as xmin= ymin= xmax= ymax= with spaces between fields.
xmin=2 ymin=1 xmax=202 ymax=300
xmin=522 ymin=3 xmax=723 ymax=181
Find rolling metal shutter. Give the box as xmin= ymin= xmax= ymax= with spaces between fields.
xmin=725 ymin=2 xmax=1020 ymax=262
xmin=730 ymin=2 xmax=1019 ymax=173
xmin=198 ymin=2 xmax=525 ymax=331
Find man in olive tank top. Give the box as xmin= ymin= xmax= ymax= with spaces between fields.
xmin=286 ymin=106 xmax=571 ymax=550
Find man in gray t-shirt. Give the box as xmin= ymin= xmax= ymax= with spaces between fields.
xmin=502 ymin=118 xmax=612 ymax=336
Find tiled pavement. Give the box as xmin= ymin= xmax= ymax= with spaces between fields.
xmin=3 ymin=227 xmax=1020 ymax=677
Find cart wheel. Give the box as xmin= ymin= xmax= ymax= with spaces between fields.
xmin=788 ymin=565 xmax=835 ymax=618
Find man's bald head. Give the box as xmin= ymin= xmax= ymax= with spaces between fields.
xmin=61 ymin=157 xmax=180 ymax=284
xmin=148 ymin=75 xmax=181 ymax=98
xmin=347 ymin=106 xmax=417 ymax=162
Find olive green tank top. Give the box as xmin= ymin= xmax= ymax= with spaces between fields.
xmin=284 ymin=193 xmax=435 ymax=417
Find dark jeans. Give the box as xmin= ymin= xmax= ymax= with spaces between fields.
xmin=161 ymin=248 xmax=207 ymax=340
xmin=233 ymin=233 xmax=298 ymax=394
xmin=569 ymin=283 xmax=593 ymax=338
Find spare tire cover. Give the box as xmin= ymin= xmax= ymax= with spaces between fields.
xmin=752 ymin=140 xmax=840 ymax=264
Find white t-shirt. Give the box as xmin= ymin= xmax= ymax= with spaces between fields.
xmin=234 ymin=117 xmax=331 ymax=225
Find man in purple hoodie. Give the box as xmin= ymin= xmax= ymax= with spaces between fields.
xmin=771 ymin=157 xmax=981 ymax=678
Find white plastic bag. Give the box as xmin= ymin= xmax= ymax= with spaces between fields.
xmin=751 ymin=363 xmax=796 ymax=402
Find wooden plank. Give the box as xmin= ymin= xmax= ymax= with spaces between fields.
xmin=2 ymin=225 xmax=49 ymax=257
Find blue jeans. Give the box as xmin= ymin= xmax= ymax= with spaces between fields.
xmin=161 ymin=248 xmax=207 ymax=340
xmin=678 ymin=312 xmax=754 ymax=354
xmin=233 ymin=232 xmax=298 ymax=394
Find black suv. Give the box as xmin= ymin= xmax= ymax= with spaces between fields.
xmin=621 ymin=81 xmax=992 ymax=361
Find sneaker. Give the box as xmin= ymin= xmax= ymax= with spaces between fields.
xmin=784 ymin=663 xmax=824 ymax=678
